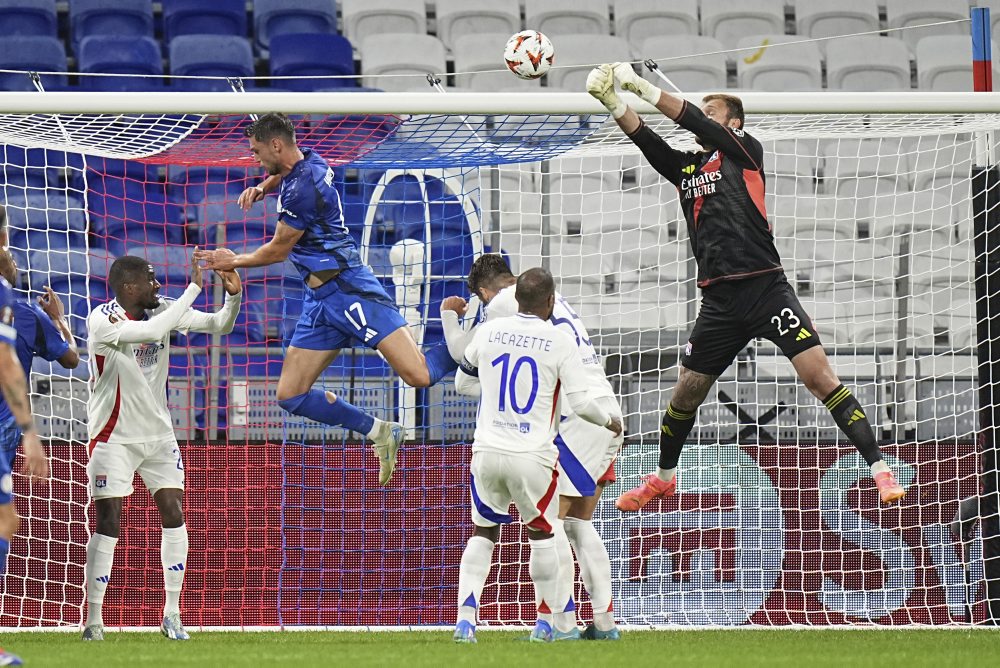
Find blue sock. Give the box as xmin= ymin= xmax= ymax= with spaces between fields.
xmin=424 ymin=343 xmax=459 ymax=385
xmin=0 ymin=536 xmax=8 ymax=575
xmin=278 ymin=390 xmax=375 ymax=435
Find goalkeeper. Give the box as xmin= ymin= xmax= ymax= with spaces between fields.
xmin=587 ymin=63 xmax=906 ymax=509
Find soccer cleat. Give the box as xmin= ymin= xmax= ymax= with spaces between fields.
xmin=160 ymin=613 xmax=190 ymax=640
xmin=371 ymin=421 xmax=405 ymax=486
xmin=528 ymin=619 xmax=554 ymax=643
xmin=582 ymin=624 xmax=621 ymax=640
xmin=452 ymin=620 xmax=477 ymax=644
xmin=874 ymin=471 xmax=906 ymax=504
xmin=0 ymin=649 xmax=23 ymax=666
xmin=615 ymin=473 xmax=676 ymax=512
xmin=80 ymin=624 xmax=104 ymax=641
xmin=552 ymin=627 xmax=582 ymax=641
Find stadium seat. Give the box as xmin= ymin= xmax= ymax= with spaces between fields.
xmin=0 ymin=0 xmax=57 ymax=37
xmin=170 ymin=35 xmax=254 ymax=92
xmin=2 ymin=193 xmax=87 ymax=235
xmin=821 ymin=138 xmax=912 ymax=199
xmin=794 ymin=0 xmax=880 ymax=50
xmin=342 ymin=0 xmax=425 ymax=46
xmin=885 ymin=0 xmax=969 ymax=55
xmin=908 ymin=134 xmax=974 ymax=191
xmin=545 ymin=36 xmax=632 ymax=90
xmin=916 ymin=36 xmax=991 ymax=91
xmin=253 ymin=0 xmax=337 ymax=52
xmin=167 ymin=165 xmax=252 ymax=205
xmin=736 ymin=35 xmax=823 ymax=91
xmin=453 ymin=32 xmax=540 ymax=90
xmin=0 ymin=35 xmax=66 ymax=91
xmin=77 ymin=35 xmax=163 ymax=92
xmin=701 ymin=0 xmax=786 ymax=52
xmin=361 ymin=34 xmax=446 ymax=92
xmin=70 ymin=0 xmax=154 ymax=55
xmin=614 ymin=0 xmax=698 ymax=51
xmin=269 ymin=33 xmax=356 ymax=91
xmin=826 ymin=36 xmax=912 ymax=91
xmin=639 ymin=36 xmax=728 ymax=92
xmin=435 ymin=0 xmax=520 ymax=51
xmin=524 ymin=0 xmax=610 ymax=37
xmin=124 ymin=245 xmax=192 ymax=284
xmin=162 ymin=0 xmax=248 ymax=42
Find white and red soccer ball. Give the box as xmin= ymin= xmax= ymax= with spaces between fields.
xmin=504 ymin=30 xmax=554 ymax=80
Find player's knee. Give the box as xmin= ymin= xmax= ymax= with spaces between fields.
xmin=94 ymin=499 xmax=122 ymax=538
xmin=277 ymin=392 xmax=309 ymax=415
xmin=399 ymin=367 xmax=431 ymax=388
xmin=473 ymin=525 xmax=501 ymax=543
xmin=526 ymin=528 xmax=553 ymax=541
xmin=95 ymin=514 xmax=121 ymax=538
xmin=0 ymin=505 xmax=19 ymax=539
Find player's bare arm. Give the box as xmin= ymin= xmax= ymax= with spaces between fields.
xmin=0 ymin=343 xmax=47 ymax=480
xmin=195 ymin=222 xmax=303 ymax=271
xmin=37 ymin=286 xmax=80 ymax=369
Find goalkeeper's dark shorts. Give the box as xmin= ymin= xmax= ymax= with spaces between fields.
xmin=680 ymin=271 xmax=823 ymax=377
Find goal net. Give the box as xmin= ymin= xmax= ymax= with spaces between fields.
xmin=0 ymin=91 xmax=994 ymax=627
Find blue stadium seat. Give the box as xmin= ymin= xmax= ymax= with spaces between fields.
xmin=77 ymin=35 xmax=163 ymax=92
xmin=269 ymin=33 xmax=356 ymax=91
xmin=125 ymin=245 xmax=192 ymax=284
xmin=167 ymin=165 xmax=252 ymax=204
xmin=162 ymin=0 xmax=248 ymax=42
xmin=47 ymin=274 xmax=110 ymax=338
xmin=70 ymin=0 xmax=154 ymax=54
xmin=0 ymin=35 xmax=66 ymax=91
xmin=169 ymin=35 xmax=255 ymax=92
xmin=0 ymin=0 xmax=57 ymax=37
xmin=2 ymin=193 xmax=87 ymax=235
xmin=253 ymin=0 xmax=338 ymax=52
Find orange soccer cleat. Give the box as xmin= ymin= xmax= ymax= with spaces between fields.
xmin=874 ymin=471 xmax=906 ymax=504
xmin=615 ymin=473 xmax=676 ymax=512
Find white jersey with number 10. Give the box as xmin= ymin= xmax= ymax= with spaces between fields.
xmin=461 ymin=313 xmax=593 ymax=466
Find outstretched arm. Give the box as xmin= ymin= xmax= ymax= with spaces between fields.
xmin=194 ymin=221 xmax=304 ymax=271
xmin=175 ymin=270 xmax=242 ymax=335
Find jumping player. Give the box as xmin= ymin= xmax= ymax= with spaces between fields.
xmin=585 ymin=63 xmax=905 ymax=509
xmin=442 ymin=254 xmax=623 ymax=640
xmin=195 ymin=113 xmax=458 ymax=486
xmin=82 ymin=253 xmax=241 ymax=642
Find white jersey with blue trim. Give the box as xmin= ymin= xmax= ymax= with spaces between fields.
xmin=461 ymin=314 xmax=591 ymax=466
xmin=485 ymin=285 xmax=615 ymax=402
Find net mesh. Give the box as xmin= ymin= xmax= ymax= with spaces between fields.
xmin=0 ymin=104 xmax=993 ymax=626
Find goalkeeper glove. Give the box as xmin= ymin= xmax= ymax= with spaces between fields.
xmin=613 ymin=62 xmax=661 ymax=106
xmin=586 ymin=64 xmax=627 ymax=119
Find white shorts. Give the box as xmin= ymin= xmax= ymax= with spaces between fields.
xmin=469 ymin=450 xmax=559 ymax=533
xmin=556 ymin=396 xmax=624 ymax=498
xmin=87 ymin=436 xmax=185 ymax=499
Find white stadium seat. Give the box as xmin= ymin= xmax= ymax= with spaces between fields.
xmin=453 ymin=32 xmax=541 ymax=90
xmin=736 ymin=35 xmax=823 ymax=91
xmin=795 ymin=0 xmax=880 ymax=49
xmin=820 ymin=137 xmax=912 ymax=199
xmin=614 ymin=0 xmax=699 ymax=51
xmin=885 ymin=0 xmax=969 ymax=55
xmin=342 ymin=0 xmax=426 ymax=45
xmin=826 ymin=36 xmax=912 ymax=91
xmin=701 ymin=0 xmax=786 ymax=52
xmin=360 ymin=34 xmax=445 ymax=92
xmin=435 ymin=0 xmax=520 ymax=50
xmin=916 ymin=35 xmax=996 ymax=91
xmin=639 ymin=35 xmax=729 ymax=92
xmin=545 ymin=35 xmax=633 ymax=90
xmin=524 ymin=0 xmax=610 ymax=37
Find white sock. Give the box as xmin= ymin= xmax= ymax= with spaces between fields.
xmin=552 ymin=521 xmax=577 ymax=633
xmin=565 ymin=517 xmax=616 ymax=631
xmin=456 ymin=535 xmax=495 ymax=625
xmin=529 ymin=536 xmax=560 ymax=626
xmin=161 ymin=525 xmax=188 ymax=617
xmin=871 ymin=460 xmax=891 ymax=476
xmin=85 ymin=533 xmax=118 ymax=627
xmin=366 ymin=418 xmax=383 ymax=440
xmin=656 ymin=467 xmax=676 ymax=483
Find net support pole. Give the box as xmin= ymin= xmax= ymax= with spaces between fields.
xmin=971 ymin=5 xmax=1000 ymax=623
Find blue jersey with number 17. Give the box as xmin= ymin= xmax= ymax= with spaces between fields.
xmin=277 ymin=147 xmax=364 ymax=280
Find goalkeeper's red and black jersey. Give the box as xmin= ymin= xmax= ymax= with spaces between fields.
xmin=627 ymin=101 xmax=783 ymax=288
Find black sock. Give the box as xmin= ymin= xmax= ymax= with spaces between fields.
xmin=823 ymin=385 xmax=883 ymax=466
xmin=658 ymin=403 xmax=697 ymax=470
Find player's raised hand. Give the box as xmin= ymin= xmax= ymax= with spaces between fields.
xmin=613 ymin=62 xmax=661 ymax=106
xmin=440 ymin=295 xmax=468 ymax=318
xmin=587 ymin=63 xmax=626 ymax=118
xmin=191 ymin=246 xmax=203 ymax=288
xmin=20 ymin=432 xmax=49 ymax=481
xmin=194 ymin=247 xmax=238 ymax=272
xmin=215 ymin=268 xmax=242 ymax=296
xmin=237 ymin=185 xmax=265 ymax=211
xmin=37 ymin=286 xmax=65 ymax=322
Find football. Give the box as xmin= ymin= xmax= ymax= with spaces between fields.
xmin=504 ymin=30 xmax=555 ymax=80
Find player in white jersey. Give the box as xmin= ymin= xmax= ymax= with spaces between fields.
xmin=443 ymin=254 xmax=624 ymax=640
xmin=81 ymin=253 xmax=241 ymax=643
xmin=451 ymin=267 xmax=622 ymax=644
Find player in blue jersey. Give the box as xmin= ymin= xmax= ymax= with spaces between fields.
xmin=0 ymin=254 xmax=51 ymax=666
xmin=195 ymin=113 xmax=459 ymax=486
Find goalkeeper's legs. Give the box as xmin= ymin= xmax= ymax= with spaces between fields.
xmin=791 ymin=346 xmax=905 ymax=504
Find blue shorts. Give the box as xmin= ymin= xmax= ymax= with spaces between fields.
xmin=290 ymin=265 xmax=407 ymax=352
xmin=0 ymin=416 xmax=21 ymax=505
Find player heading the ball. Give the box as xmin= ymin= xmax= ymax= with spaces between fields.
xmin=195 ymin=113 xmax=459 ymax=486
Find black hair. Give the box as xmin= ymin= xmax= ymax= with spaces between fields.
xmin=467 ymin=253 xmax=514 ymax=296
xmin=108 ymin=256 xmax=152 ymax=296
xmin=702 ymin=93 xmax=745 ymax=129
xmin=244 ymin=112 xmax=296 ymax=143
xmin=515 ymin=267 xmax=555 ymax=311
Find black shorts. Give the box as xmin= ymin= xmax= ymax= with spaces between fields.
xmin=680 ymin=271 xmax=822 ymax=376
